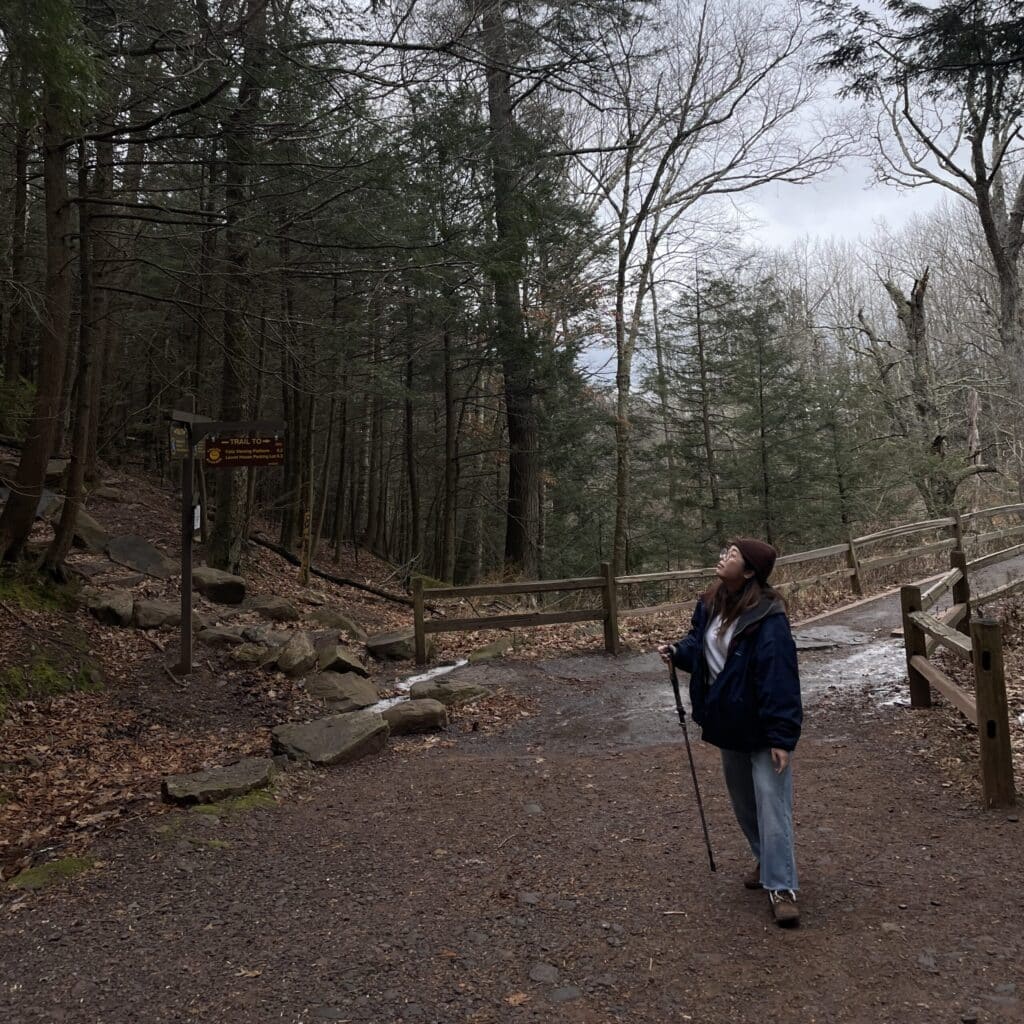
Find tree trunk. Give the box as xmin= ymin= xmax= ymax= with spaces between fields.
xmin=0 ymin=94 xmax=72 ymax=562
xmin=44 ymin=144 xmax=95 ymax=577
xmin=482 ymin=4 xmax=539 ymax=577
xmin=405 ymin=338 xmax=421 ymax=568
xmin=3 ymin=89 xmax=28 ymax=382
xmin=209 ymin=0 xmax=267 ymax=573
xmin=439 ymin=324 xmax=458 ymax=581
xmin=694 ymin=277 xmax=724 ymax=547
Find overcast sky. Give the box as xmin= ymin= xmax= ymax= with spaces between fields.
xmin=743 ymin=154 xmax=945 ymax=248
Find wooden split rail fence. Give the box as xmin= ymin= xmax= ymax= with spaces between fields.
xmin=899 ymin=540 xmax=1024 ymax=808
xmin=413 ymin=502 xmax=1024 ymax=671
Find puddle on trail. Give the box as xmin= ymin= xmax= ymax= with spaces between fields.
xmin=799 ymin=639 xmax=909 ymax=706
xmin=541 ymin=639 xmax=913 ymax=748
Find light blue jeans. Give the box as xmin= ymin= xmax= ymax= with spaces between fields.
xmin=720 ymin=747 xmax=798 ymax=892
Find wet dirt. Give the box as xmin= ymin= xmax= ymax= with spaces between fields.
xmin=2 ymin=581 xmax=1023 ymax=1024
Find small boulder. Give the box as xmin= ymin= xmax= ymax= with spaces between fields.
xmin=105 ymin=535 xmax=175 ymax=580
xmin=197 ymin=626 xmax=246 ymax=647
xmin=250 ymin=595 xmax=300 ymax=622
xmin=271 ymin=710 xmax=389 ymax=766
xmin=192 ymin=566 xmax=246 ymax=605
xmin=409 ymin=678 xmax=492 ymax=707
xmin=277 ymin=632 xmax=317 ymax=676
xmin=161 ymin=757 xmax=276 ymax=805
xmin=366 ymin=627 xmax=433 ymax=662
xmin=90 ymin=485 xmax=124 ymax=502
xmin=231 ymin=642 xmax=277 ymax=666
xmin=468 ymin=637 xmax=514 ymax=663
xmin=133 ymin=599 xmax=204 ymax=631
xmin=382 ymin=699 xmax=448 ymax=735
xmin=80 ymin=587 xmax=134 ymax=627
xmin=315 ymin=639 xmax=368 ymax=677
xmin=71 ymin=508 xmax=109 ymax=553
xmin=304 ymin=671 xmax=379 ymax=712
xmin=310 ymin=607 xmax=367 ymax=641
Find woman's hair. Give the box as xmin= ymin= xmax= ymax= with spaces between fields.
xmin=703 ymin=576 xmax=785 ymax=627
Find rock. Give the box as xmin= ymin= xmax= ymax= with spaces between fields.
xmin=381 ymin=699 xmax=448 ymax=735
xmin=231 ymin=642 xmax=277 ymax=666
xmin=315 ymin=639 xmax=368 ymax=677
xmin=250 ymin=595 xmax=300 ymax=622
xmin=304 ymin=671 xmax=379 ymax=712
xmin=310 ymin=607 xmax=367 ymax=641
xmin=366 ymin=627 xmax=433 ymax=662
xmin=192 ymin=566 xmax=246 ymax=605
xmin=161 ymin=757 xmax=276 ymax=805
xmin=70 ymin=508 xmax=109 ymax=553
xmin=271 ymin=710 xmax=389 ymax=766
xmin=277 ymin=632 xmax=317 ymax=676
xmin=80 ymin=587 xmax=134 ymax=627
xmin=133 ymin=599 xmax=204 ymax=631
xmin=197 ymin=626 xmax=246 ymax=647
xmin=241 ymin=625 xmax=291 ymax=646
xmin=408 ymin=677 xmax=492 ymax=707
xmin=529 ymin=963 xmax=560 ymax=984
xmin=468 ymin=637 xmax=514 ymax=663
xmin=90 ymin=485 xmax=124 ymax=501
xmin=105 ymin=535 xmax=175 ymax=580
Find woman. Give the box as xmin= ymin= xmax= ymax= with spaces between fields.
xmin=658 ymin=538 xmax=802 ymax=927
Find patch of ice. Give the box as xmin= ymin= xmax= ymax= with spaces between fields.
xmin=367 ymin=658 xmax=470 ymax=715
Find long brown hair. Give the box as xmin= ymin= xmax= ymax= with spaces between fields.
xmin=703 ymin=577 xmax=785 ymax=628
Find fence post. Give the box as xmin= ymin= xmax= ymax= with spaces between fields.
xmin=949 ymin=548 xmax=971 ymax=638
xmin=951 ymin=509 xmax=965 ymax=552
xmin=413 ymin=576 xmax=426 ymax=665
xmin=970 ymin=619 xmax=1016 ymax=809
xmin=601 ymin=561 xmax=620 ymax=656
xmin=899 ymin=584 xmax=931 ymax=708
xmin=846 ymin=533 xmax=864 ymax=597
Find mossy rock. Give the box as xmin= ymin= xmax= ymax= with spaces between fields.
xmin=188 ymin=789 xmax=278 ymax=816
xmin=8 ymin=857 xmax=95 ymax=891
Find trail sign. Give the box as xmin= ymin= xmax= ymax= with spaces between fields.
xmin=204 ymin=434 xmax=284 ymax=468
xmin=166 ymin=405 xmax=286 ymax=675
xmin=169 ymin=424 xmax=190 ymax=459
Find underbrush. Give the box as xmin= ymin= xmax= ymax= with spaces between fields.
xmin=0 ymin=566 xmax=97 ymax=720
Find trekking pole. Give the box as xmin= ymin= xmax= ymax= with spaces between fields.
xmin=668 ymin=661 xmax=716 ymax=872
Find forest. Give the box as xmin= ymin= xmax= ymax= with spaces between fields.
xmin=1 ymin=0 xmax=1023 ymax=587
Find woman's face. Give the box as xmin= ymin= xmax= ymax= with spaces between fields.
xmin=716 ymin=545 xmax=753 ymax=589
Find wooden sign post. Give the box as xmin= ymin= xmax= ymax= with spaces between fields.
xmin=168 ymin=406 xmax=284 ymax=674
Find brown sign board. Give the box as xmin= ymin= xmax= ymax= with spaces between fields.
xmin=204 ymin=435 xmax=285 ymax=468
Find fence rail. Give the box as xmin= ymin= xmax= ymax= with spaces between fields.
xmin=413 ymin=500 xmax=1024 ymax=670
xmin=899 ymin=546 xmax=1018 ymax=809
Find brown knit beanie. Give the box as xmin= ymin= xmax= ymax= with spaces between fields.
xmin=732 ymin=538 xmax=778 ymax=584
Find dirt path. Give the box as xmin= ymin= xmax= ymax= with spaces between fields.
xmin=2 ymin=575 xmax=1023 ymax=1024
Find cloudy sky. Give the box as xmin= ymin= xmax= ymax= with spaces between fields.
xmin=743 ymin=154 xmax=945 ymax=248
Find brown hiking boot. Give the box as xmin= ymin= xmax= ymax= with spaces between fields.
xmin=743 ymin=862 xmax=761 ymax=889
xmin=769 ymin=889 xmax=800 ymax=927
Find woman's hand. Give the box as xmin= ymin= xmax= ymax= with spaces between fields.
xmin=770 ymin=748 xmax=790 ymax=773
xmin=657 ymin=644 xmax=673 ymax=665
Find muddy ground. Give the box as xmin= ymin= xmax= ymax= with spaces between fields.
xmin=2 ymin=588 xmax=1022 ymax=1024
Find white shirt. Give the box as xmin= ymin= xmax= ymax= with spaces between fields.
xmin=704 ymin=613 xmax=738 ymax=685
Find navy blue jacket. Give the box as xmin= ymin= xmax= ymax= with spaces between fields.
xmin=670 ymin=594 xmax=802 ymax=752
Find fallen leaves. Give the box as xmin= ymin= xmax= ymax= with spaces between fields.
xmin=504 ymin=992 xmax=530 ymax=1006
